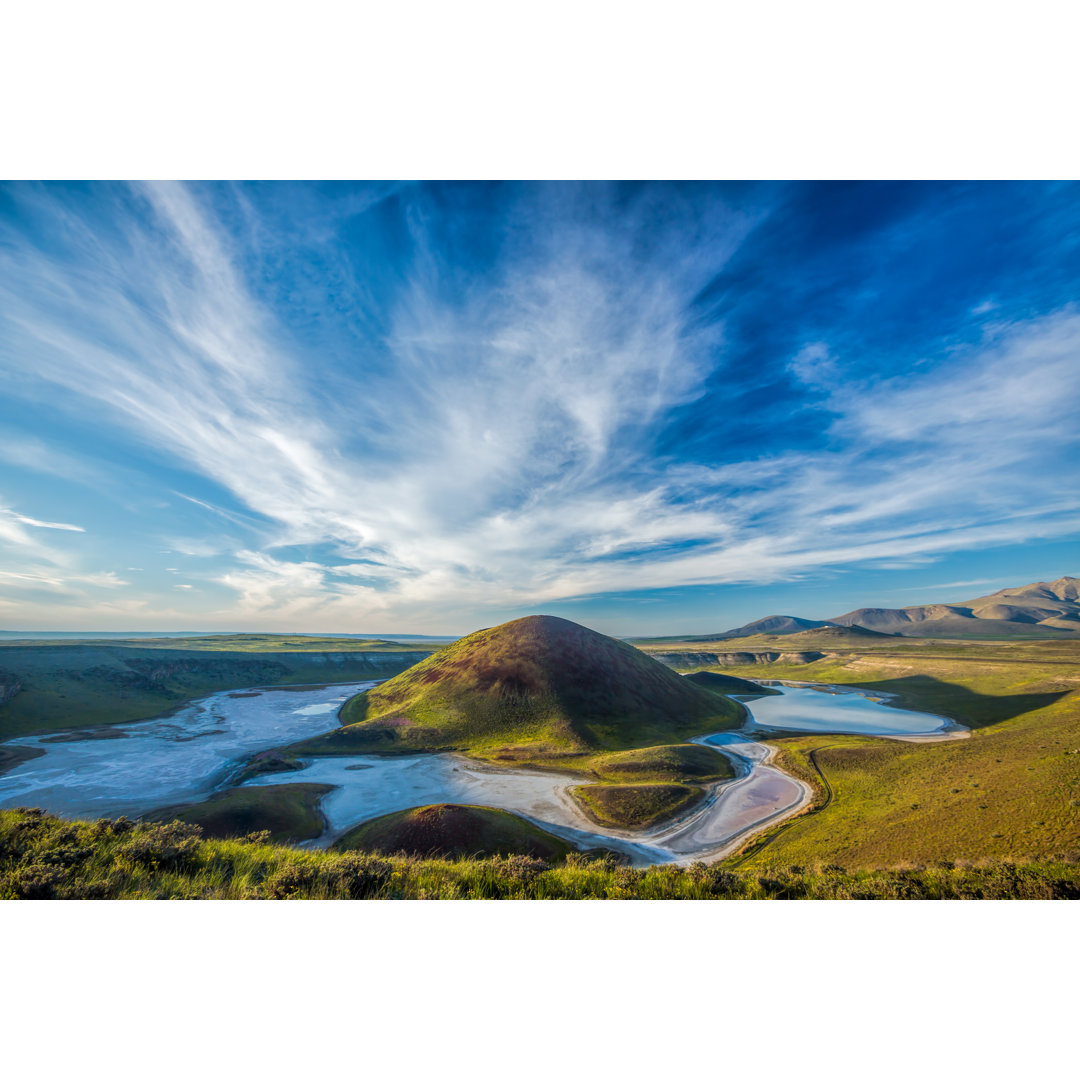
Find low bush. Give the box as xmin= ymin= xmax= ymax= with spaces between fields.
xmin=3 ymin=809 xmax=1079 ymax=900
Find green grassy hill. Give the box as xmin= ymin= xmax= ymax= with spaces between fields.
xmin=586 ymin=742 xmax=735 ymax=782
xmin=144 ymin=783 xmax=333 ymax=844
xmin=332 ymin=803 xmax=571 ymax=861
xmin=293 ymin=615 xmax=743 ymax=766
xmin=683 ymin=671 xmax=781 ymax=696
xmin=571 ymin=782 xmax=705 ymax=828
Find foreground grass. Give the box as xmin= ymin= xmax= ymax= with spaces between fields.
xmin=3 ymin=809 xmax=1078 ymax=899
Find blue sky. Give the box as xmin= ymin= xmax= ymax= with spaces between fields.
xmin=0 ymin=181 xmax=1078 ymax=635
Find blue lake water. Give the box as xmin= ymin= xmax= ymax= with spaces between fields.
xmin=742 ymin=682 xmax=954 ymax=736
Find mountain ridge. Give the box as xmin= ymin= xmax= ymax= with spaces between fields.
xmin=829 ymin=576 xmax=1080 ymax=637
xmin=685 ymin=576 xmax=1080 ymax=641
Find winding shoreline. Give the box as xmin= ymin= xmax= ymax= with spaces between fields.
xmin=1 ymin=678 xmax=966 ymax=867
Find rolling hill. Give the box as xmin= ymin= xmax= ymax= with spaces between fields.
xmin=678 ymin=615 xmax=835 ymax=640
xmin=682 ymin=671 xmax=782 ymax=695
xmin=145 ymin=783 xmax=334 ymax=844
xmin=331 ymin=803 xmax=572 ymax=861
xmin=658 ymin=576 xmax=1080 ymax=643
xmin=293 ymin=614 xmax=743 ymax=762
xmin=829 ymin=576 xmax=1080 ymax=637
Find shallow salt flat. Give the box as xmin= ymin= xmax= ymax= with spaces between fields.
xmin=635 ymin=732 xmax=810 ymax=860
xmin=244 ymin=754 xmax=669 ymax=863
xmin=744 ymin=682 xmax=952 ymax=735
xmin=0 ymin=682 xmax=378 ymax=818
xmin=243 ymin=725 xmax=814 ymax=865
xmin=0 ymin=677 xmax=960 ymax=865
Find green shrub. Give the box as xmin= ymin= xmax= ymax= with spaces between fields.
xmin=2 ymin=809 xmax=1079 ymax=901
xmin=115 ymin=822 xmax=203 ymax=873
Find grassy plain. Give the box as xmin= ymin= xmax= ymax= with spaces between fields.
xmin=0 ymin=638 xmax=432 ymax=739
xmin=4 ymin=808 xmax=1078 ymax=899
xmin=332 ymin=803 xmax=571 ymax=861
xmin=0 ymin=634 xmax=423 ymax=652
xmin=144 ymin=783 xmax=333 ymax=844
xmin=643 ymin=637 xmax=1080 ymax=868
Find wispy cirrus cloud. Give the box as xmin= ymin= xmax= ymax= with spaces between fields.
xmin=892 ymin=579 xmax=1002 ymax=593
xmin=7 ymin=512 xmax=84 ymax=532
xmin=0 ymin=181 xmax=1078 ymax=630
xmin=0 ymin=506 xmax=84 ymax=543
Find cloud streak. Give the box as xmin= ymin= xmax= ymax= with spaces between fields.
xmin=0 ymin=182 xmax=1078 ymax=630
xmin=8 ymin=512 xmax=84 ymax=532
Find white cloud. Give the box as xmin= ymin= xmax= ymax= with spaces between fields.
xmin=73 ymin=571 xmax=130 ymax=588
xmin=0 ymin=569 xmax=66 ymax=588
xmin=1 ymin=184 xmax=1078 ymax=630
xmin=11 ymin=513 xmax=84 ymax=532
xmin=0 ymin=506 xmax=84 ymax=545
xmin=893 ymin=579 xmax=1001 ymax=592
xmin=0 ymin=569 xmax=128 ymax=592
xmin=787 ymin=341 xmax=836 ymax=389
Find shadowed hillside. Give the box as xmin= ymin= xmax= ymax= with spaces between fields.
xmin=144 ymin=783 xmax=334 ymax=844
xmin=683 ymin=671 xmax=781 ymax=696
xmin=700 ymin=615 xmax=835 ymax=639
xmin=332 ymin=803 xmax=571 ymax=861
xmin=295 ymin=615 xmax=743 ymax=762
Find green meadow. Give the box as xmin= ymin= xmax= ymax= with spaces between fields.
xmin=641 ymin=637 xmax=1080 ymax=868
xmin=0 ymin=638 xmax=433 ymax=739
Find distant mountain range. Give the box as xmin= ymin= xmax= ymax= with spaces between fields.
xmin=695 ymin=576 xmax=1080 ymax=640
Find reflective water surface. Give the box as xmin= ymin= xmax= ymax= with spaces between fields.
xmin=0 ymin=678 xmax=959 ymax=864
xmin=744 ymin=682 xmax=954 ymax=736
xmin=0 ymin=683 xmax=377 ymax=818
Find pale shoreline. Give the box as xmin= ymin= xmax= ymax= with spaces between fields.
xmin=1 ymin=678 xmax=965 ymax=867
